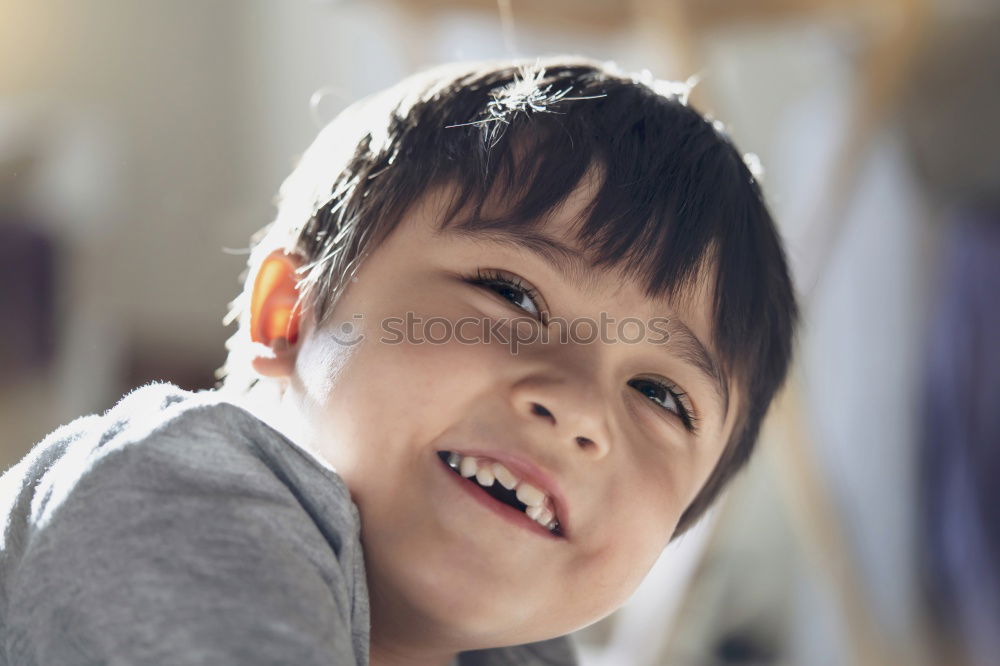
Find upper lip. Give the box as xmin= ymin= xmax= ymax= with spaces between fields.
xmin=441 ymin=444 xmax=571 ymax=538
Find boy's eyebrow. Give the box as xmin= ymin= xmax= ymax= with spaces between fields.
xmin=436 ymin=223 xmax=604 ymax=294
xmin=437 ymin=222 xmax=731 ymax=420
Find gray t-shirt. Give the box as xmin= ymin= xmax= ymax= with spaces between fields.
xmin=0 ymin=383 xmax=578 ymax=665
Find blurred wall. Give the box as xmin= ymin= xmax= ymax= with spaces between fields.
xmin=1 ymin=0 xmax=258 ymax=464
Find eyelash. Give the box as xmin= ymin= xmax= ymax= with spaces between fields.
xmin=462 ymin=267 xmax=700 ymax=433
xmin=466 ymin=268 xmax=549 ymax=324
xmin=628 ymin=377 xmax=700 ymax=433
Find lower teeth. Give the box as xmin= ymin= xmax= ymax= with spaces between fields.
xmin=439 ymin=451 xmax=559 ymax=534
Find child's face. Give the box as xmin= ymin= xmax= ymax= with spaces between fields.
xmin=273 ymin=182 xmax=738 ymax=650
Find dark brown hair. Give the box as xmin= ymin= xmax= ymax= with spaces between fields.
xmin=223 ymin=56 xmax=799 ymax=539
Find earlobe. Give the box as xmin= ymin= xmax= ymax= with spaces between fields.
xmin=248 ymin=250 xmax=304 ymax=378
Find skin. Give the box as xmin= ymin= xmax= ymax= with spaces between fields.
xmin=243 ymin=182 xmax=739 ymax=666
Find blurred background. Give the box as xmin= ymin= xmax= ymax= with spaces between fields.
xmin=2 ymin=0 xmax=997 ymax=664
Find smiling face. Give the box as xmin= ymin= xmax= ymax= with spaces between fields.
xmin=261 ymin=181 xmax=739 ymax=656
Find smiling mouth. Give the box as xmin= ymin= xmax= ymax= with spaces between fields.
xmin=436 ymin=451 xmax=564 ymax=538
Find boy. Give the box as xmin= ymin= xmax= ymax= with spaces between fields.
xmin=0 ymin=57 xmax=798 ymax=665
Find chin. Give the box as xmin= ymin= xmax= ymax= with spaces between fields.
xmin=368 ymin=548 xmax=566 ymax=646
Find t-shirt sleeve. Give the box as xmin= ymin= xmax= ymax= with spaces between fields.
xmin=458 ymin=633 xmax=579 ymax=666
xmin=5 ymin=423 xmax=362 ymax=666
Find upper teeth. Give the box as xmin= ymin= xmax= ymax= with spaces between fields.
xmin=447 ymin=451 xmax=560 ymax=533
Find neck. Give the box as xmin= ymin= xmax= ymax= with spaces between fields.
xmin=224 ymin=380 xmax=327 ymax=464
xmin=367 ymin=577 xmax=461 ymax=666
xmin=369 ymin=641 xmax=456 ymax=666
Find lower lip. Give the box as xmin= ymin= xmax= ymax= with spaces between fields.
xmin=436 ymin=454 xmax=564 ymax=541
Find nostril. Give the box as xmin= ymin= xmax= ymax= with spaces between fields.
xmin=576 ymin=436 xmax=596 ymax=450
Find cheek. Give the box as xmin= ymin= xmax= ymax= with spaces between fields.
xmin=555 ymin=503 xmax=670 ymax=631
xmin=293 ymin=317 xmax=506 ymax=474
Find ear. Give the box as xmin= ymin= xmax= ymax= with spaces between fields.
xmin=248 ymin=249 xmax=304 ymax=378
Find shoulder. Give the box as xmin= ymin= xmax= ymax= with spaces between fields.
xmin=2 ymin=383 xmax=370 ymax=665
xmin=19 ymin=382 xmax=357 ymax=540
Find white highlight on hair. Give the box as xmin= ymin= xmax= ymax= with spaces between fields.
xmin=742 ymin=152 xmax=765 ymax=182
xmin=633 ymin=68 xmax=701 ymax=106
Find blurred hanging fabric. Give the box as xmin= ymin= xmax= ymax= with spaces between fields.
xmin=920 ymin=209 xmax=1000 ymax=666
xmin=0 ymin=220 xmax=57 ymax=380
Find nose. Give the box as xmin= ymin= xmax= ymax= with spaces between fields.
xmin=509 ymin=364 xmax=613 ymax=459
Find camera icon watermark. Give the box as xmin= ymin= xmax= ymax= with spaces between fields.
xmin=328 ymin=313 xmax=366 ymax=346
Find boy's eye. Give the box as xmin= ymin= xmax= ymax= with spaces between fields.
xmin=464 ymin=270 xmax=699 ymax=434
xmin=464 ymin=268 xmax=547 ymax=322
xmin=628 ymin=377 xmax=698 ymax=433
